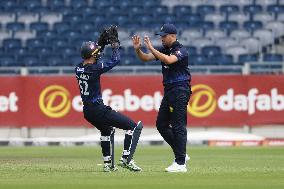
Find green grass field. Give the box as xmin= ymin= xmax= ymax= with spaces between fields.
xmin=0 ymin=146 xmax=283 ymax=189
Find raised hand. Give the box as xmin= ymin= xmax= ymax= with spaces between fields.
xmin=132 ymin=35 xmax=141 ymax=50
xmin=144 ymin=35 xmax=153 ymax=50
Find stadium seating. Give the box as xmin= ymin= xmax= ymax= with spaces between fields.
xmin=0 ymin=55 xmax=16 ymax=66
xmin=205 ymin=13 xmax=225 ymax=26
xmin=20 ymin=55 xmax=40 ymax=67
xmin=0 ymin=13 xmax=16 ymax=27
xmin=189 ymin=55 xmax=209 ymax=65
xmin=201 ymin=46 xmax=222 ymax=57
xmin=0 ymin=31 xmax=13 ymax=45
xmin=3 ymin=39 xmax=22 ymax=50
xmin=32 ymin=47 xmax=53 ymax=58
xmin=30 ymin=22 xmax=49 ymax=32
xmin=263 ymin=53 xmax=283 ymax=62
xmin=238 ymin=54 xmax=259 ymax=64
xmin=213 ymin=54 xmax=234 ymax=65
xmin=0 ymin=0 xmax=283 ymax=67
xmin=253 ymin=12 xmax=274 ymax=24
xmin=220 ymin=4 xmax=239 ymax=15
xmin=239 ymin=37 xmax=261 ymax=54
xmin=6 ymin=22 xmax=25 ymax=32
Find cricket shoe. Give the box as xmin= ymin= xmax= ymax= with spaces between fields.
xmin=103 ymin=163 xmax=118 ymax=172
xmin=165 ymin=162 xmax=187 ymax=173
xmin=118 ymin=158 xmax=142 ymax=172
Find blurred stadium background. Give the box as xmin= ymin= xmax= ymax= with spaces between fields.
xmin=0 ymin=0 xmax=284 ymax=147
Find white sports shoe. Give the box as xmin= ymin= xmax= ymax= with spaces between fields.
xmin=165 ymin=162 xmax=187 ymax=173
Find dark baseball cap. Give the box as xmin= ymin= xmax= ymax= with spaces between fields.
xmin=155 ymin=23 xmax=177 ymax=36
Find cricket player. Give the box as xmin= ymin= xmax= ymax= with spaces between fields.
xmin=75 ymin=27 xmax=142 ymax=172
xmin=132 ymin=23 xmax=191 ymax=172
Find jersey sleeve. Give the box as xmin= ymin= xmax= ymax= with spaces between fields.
xmin=92 ymin=48 xmax=121 ymax=74
xmin=155 ymin=46 xmax=164 ymax=61
xmin=173 ymin=47 xmax=188 ymax=61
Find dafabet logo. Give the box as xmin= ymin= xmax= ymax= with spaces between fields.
xmin=187 ymin=84 xmax=217 ymax=118
xmin=187 ymin=84 xmax=284 ymax=118
xmin=38 ymin=84 xmax=284 ymax=119
xmin=39 ymin=85 xmax=71 ymax=118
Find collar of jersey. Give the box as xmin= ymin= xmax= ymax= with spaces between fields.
xmin=167 ymin=40 xmax=181 ymax=50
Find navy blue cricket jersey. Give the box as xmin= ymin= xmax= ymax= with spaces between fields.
xmin=157 ymin=41 xmax=191 ymax=87
xmin=75 ymin=48 xmax=120 ymax=104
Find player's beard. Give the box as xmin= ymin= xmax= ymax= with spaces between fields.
xmin=162 ymin=40 xmax=167 ymax=47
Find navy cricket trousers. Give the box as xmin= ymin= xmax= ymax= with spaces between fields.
xmin=83 ymin=100 xmax=136 ymax=136
xmin=156 ymin=85 xmax=191 ymax=165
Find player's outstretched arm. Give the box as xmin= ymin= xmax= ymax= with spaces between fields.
xmin=98 ymin=26 xmax=121 ymax=74
xmin=132 ymin=35 xmax=155 ymax=62
xmin=99 ymin=45 xmax=120 ymax=74
xmin=144 ymin=36 xmax=178 ymax=65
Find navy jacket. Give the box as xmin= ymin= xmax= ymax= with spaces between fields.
xmin=75 ymin=48 xmax=120 ymax=103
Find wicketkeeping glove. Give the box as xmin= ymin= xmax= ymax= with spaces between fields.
xmin=107 ymin=25 xmax=120 ymax=47
xmin=97 ymin=28 xmax=109 ymax=51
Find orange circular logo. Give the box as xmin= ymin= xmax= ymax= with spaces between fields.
xmin=39 ymin=85 xmax=71 ymax=118
xmin=188 ymin=84 xmax=217 ymax=118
